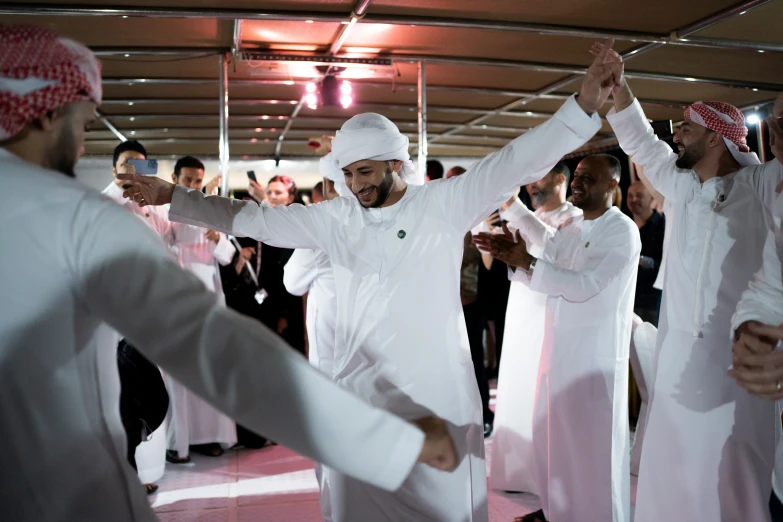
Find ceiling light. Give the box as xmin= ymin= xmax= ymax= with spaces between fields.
xmin=340 ymin=94 xmax=352 ymax=108
xmin=306 ymin=82 xmax=317 ymax=93
xmin=124 ymin=54 xmax=130 ymax=57
xmin=746 ymin=113 xmax=760 ymax=125
xmin=122 ymin=15 xmax=128 ymax=18
xmin=740 ymin=10 xmax=747 ymax=15
xmin=305 ymin=20 xmax=314 ymax=23
xmin=128 ymin=102 xmax=134 ymax=106
xmin=278 ymin=116 xmax=285 ymax=120
xmin=340 ymin=81 xmax=352 ymax=94
xmin=759 ymin=50 xmax=766 ymax=53
xmin=163 ymin=128 xmax=168 ymax=132
xmin=261 ymin=115 xmax=269 ymax=120
xmin=130 ymin=130 xmax=136 ymax=135
xmin=753 ymin=88 xmax=759 ymax=92
xmin=264 ymin=139 xmax=270 ymax=142
xmin=289 ymin=100 xmax=298 ymax=105
xmin=305 ymin=93 xmax=318 ymax=106
xmin=685 ymin=78 xmax=697 ymax=82
xmin=255 ymin=128 xmax=262 ymax=132
xmin=251 ymin=138 xmax=258 ymax=143
xmin=308 ymin=105 xmax=317 ymax=110
xmin=271 ymin=128 xmax=277 ymax=132
xmin=129 ymin=117 xmax=135 ymax=121
xmin=283 ymin=80 xmax=295 ymax=85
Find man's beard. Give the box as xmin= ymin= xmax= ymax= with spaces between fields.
xmin=675 ymin=139 xmax=705 ymax=170
xmin=531 ymin=185 xmax=555 ymax=208
xmin=50 ymin=126 xmax=78 ymax=178
xmin=358 ymin=164 xmax=395 ymax=208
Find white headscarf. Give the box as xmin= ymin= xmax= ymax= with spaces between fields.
xmin=319 ymin=153 xmax=353 ymax=198
xmin=329 ymin=113 xmax=424 ymax=185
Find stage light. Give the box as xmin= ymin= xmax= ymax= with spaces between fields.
xmin=340 ymin=81 xmax=352 ymax=94
xmin=305 ymin=82 xmax=316 ymax=93
xmin=341 ymin=95 xmax=352 ymax=108
xmin=305 ymin=93 xmax=318 ymax=106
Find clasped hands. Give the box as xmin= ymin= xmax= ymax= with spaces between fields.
xmin=473 ymin=223 xmax=536 ymax=271
xmin=730 ymin=321 xmax=783 ymax=400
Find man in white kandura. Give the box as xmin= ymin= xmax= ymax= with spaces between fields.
xmin=489 ymin=161 xmax=582 ymax=495
xmin=165 ymin=155 xmax=238 ymax=462
xmin=600 ymin=44 xmax=783 ymax=521
xmin=0 ymin=26 xmax=460 ymax=522
xmin=120 ymin=40 xmax=621 ymax=522
xmin=283 ymin=158 xmax=351 ymax=522
xmin=729 ymin=92 xmax=783 ymax=522
xmin=476 ymin=154 xmax=640 ymax=522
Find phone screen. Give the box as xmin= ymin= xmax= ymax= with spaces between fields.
xmin=247 ymin=170 xmax=257 ymax=183
xmin=127 ymin=158 xmax=158 ymax=175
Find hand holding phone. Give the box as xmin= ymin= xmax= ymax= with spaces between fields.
xmin=247 ymin=170 xmax=257 ymax=183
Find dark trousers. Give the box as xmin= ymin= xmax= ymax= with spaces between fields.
xmin=464 ymin=302 xmax=493 ymax=424
xmin=123 ymin=417 xmax=143 ymax=471
xmin=771 ymin=490 xmax=783 ymax=522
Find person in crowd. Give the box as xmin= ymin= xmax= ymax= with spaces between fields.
xmin=283 ymin=158 xmax=346 ymax=522
xmin=164 ymin=155 xmax=238 ymax=463
xmin=247 ymin=175 xmax=306 ymax=353
xmin=101 ymin=139 xmax=173 ymax=494
xmin=599 ymin=43 xmax=783 ymax=522
xmin=0 ymin=25 xmax=460 ymax=522
xmin=426 ymin=159 xmax=444 ymax=181
xmin=311 ymin=180 xmax=325 ymax=204
xmin=728 ymin=91 xmax=783 ymax=522
xmin=120 ymin=38 xmax=620 ymax=522
xmin=445 ymin=165 xmax=494 ymax=438
xmin=475 ymin=153 xmax=640 ymax=522
xmin=489 ymin=161 xmax=582 ymax=496
xmin=626 ymin=180 xmax=664 ymax=325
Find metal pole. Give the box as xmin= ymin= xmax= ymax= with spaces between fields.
xmin=417 ymin=60 xmax=427 ymax=178
xmin=219 ymin=53 xmax=230 ymax=196
xmin=95 ymin=110 xmax=127 ymax=141
xmin=757 ymin=119 xmax=767 ymax=162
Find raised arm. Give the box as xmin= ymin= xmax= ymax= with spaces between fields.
xmin=118 ymin=174 xmax=332 ymax=251
xmin=437 ymin=40 xmax=622 ymax=232
xmin=72 ymin=198 xmax=440 ymax=490
xmin=284 ymin=249 xmax=319 ymax=296
xmin=212 ymin=232 xmax=236 ymax=266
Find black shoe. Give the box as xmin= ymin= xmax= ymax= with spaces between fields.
xmin=484 ymin=421 xmax=494 ymax=438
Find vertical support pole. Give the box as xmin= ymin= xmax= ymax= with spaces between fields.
xmin=756 ymin=119 xmax=767 ymax=163
xmin=417 ymin=59 xmax=427 ymax=178
xmin=219 ymin=52 xmax=230 ymax=196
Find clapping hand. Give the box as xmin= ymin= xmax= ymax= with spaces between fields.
xmin=473 ymin=223 xmax=535 ymax=270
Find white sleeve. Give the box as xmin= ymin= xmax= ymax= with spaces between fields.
xmin=436 ymin=95 xmax=601 ymax=232
xmin=71 ymin=198 xmax=423 ymax=492
xmin=606 ymin=99 xmax=691 ymax=202
xmin=743 ymin=161 xmax=783 ymax=215
xmin=169 ymin=187 xmax=330 ymax=251
xmin=731 ymin=226 xmax=783 ymax=337
xmin=529 ymin=218 xmax=641 ymax=303
xmin=212 ymin=233 xmax=236 ymax=266
xmin=284 ymin=249 xmax=319 ymax=296
xmin=502 ymin=199 xmax=557 ymax=253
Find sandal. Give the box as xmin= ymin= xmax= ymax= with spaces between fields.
xmin=145 ymin=483 xmax=159 ymax=495
xmin=191 ymin=443 xmax=224 ymax=457
xmin=513 ymin=509 xmax=547 ymax=522
xmin=165 ymin=450 xmax=191 ymax=464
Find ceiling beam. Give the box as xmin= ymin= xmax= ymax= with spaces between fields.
xmin=4 ymin=1 xmax=779 ymax=53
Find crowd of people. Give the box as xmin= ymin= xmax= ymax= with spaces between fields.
xmin=2 ymin=24 xmax=783 ymax=522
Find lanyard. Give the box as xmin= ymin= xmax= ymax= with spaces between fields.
xmin=230 ymin=237 xmax=260 ymax=288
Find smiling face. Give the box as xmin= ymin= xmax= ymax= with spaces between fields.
xmin=342 ymin=159 xmax=401 ymax=208
xmin=267 ymin=181 xmax=295 ymax=207
xmin=673 ymin=119 xmax=713 ymax=170
xmin=626 ymin=181 xmax=653 ymax=217
xmin=571 ymin=156 xmax=617 ymax=212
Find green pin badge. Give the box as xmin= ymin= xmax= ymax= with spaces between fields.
xmin=398 ymin=230 xmax=406 ymax=239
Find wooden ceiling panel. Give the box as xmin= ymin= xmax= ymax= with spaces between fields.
xmin=344 ymin=25 xmax=637 ymax=64
xmin=99 ymin=56 xmax=221 ymax=79
xmin=394 ymin=62 xmax=571 ymax=91
xmin=601 ymin=79 xmax=778 ymax=108
xmin=0 ymin=15 xmax=231 ymax=47
xmin=629 ymin=45 xmax=783 ymax=86
xmin=100 ymin=102 xmax=293 ymax=116
xmin=369 ymin=0 xmax=739 ymax=33
xmin=8 ymin=0 xmax=354 ymax=8
xmin=241 ymin=20 xmax=341 ymax=49
xmin=693 ymin=1 xmax=783 ymax=44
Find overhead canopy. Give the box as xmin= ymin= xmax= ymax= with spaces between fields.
xmin=1 ymin=0 xmax=780 ymax=159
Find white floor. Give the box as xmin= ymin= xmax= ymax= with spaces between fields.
xmin=148 ymin=387 xmax=637 ymax=521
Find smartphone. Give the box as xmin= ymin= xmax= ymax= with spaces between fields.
xmin=247 ymin=170 xmax=257 ymax=183
xmin=127 ymin=158 xmax=158 ymax=175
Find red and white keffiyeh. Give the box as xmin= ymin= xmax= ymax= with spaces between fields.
xmin=0 ymin=26 xmax=102 ymax=140
xmin=684 ymin=101 xmax=760 ymax=167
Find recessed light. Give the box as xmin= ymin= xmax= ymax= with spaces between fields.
xmin=128 ymin=102 xmax=134 ymax=106
xmin=129 ymin=117 xmax=135 ymax=121
xmin=124 ymin=54 xmax=130 ymax=57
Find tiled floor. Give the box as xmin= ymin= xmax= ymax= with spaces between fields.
xmin=150 ymin=437 xmax=542 ymax=522
xmin=150 ymin=386 xmax=636 ymax=521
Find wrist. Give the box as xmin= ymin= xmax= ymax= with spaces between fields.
xmin=523 ymin=254 xmax=536 ymax=271
xmin=575 ymin=93 xmax=595 ymax=114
